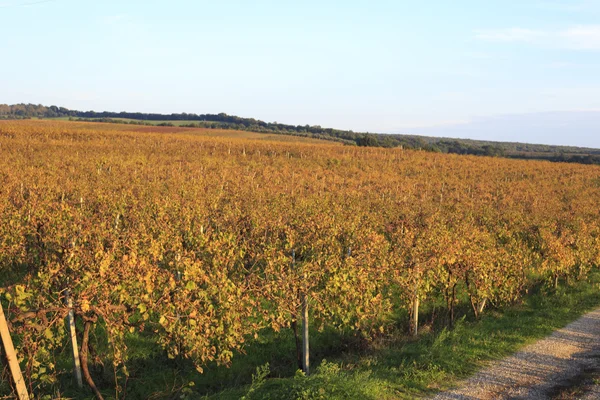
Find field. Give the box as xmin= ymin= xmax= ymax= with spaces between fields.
xmin=50 ymin=117 xmax=230 ymax=128
xmin=44 ymin=119 xmax=325 ymax=142
xmin=2 ymin=120 xmax=600 ymax=399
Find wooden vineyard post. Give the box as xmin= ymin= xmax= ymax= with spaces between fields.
xmin=0 ymin=303 xmax=30 ymax=400
xmin=302 ymin=293 xmax=309 ymax=375
xmin=174 ymin=270 xmax=182 ymax=322
xmin=412 ymin=296 xmax=419 ymax=337
xmin=65 ymin=290 xmax=83 ymax=388
xmin=412 ymin=269 xmax=420 ymax=337
xmin=290 ymin=250 xmax=302 ymax=370
xmin=293 ymin=249 xmax=310 ymax=375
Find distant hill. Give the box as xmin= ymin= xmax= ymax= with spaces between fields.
xmin=405 ymin=111 xmax=600 ymax=150
xmin=2 ymin=103 xmax=600 ymax=165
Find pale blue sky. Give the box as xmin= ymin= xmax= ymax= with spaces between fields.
xmin=2 ymin=0 xmax=600 ymax=147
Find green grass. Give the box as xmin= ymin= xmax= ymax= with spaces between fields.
xmin=21 ymin=272 xmax=600 ymax=399
xmin=203 ymin=273 xmax=600 ymax=400
xmin=95 ymin=118 xmax=214 ymax=126
xmin=48 ymin=117 xmax=227 ymax=127
xmin=41 ymin=117 xmax=331 ymax=144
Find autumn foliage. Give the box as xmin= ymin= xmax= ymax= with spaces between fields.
xmin=1 ymin=120 xmax=600 ymax=395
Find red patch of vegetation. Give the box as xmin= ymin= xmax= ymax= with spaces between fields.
xmin=124 ymin=125 xmax=194 ymax=134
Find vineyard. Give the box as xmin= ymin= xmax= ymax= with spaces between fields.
xmin=1 ymin=120 xmax=600 ymax=399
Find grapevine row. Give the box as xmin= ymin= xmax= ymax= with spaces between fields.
xmin=1 ymin=120 xmax=599 ymax=396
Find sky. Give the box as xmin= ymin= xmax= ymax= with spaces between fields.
xmin=1 ymin=0 xmax=600 ymax=147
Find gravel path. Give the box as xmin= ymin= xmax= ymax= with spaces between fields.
xmin=433 ymin=308 xmax=600 ymax=400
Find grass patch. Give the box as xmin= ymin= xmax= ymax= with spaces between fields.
xmin=203 ymin=272 xmax=600 ymax=400
xmin=24 ymin=272 xmax=600 ymax=399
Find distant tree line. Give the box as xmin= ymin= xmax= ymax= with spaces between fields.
xmin=2 ymin=103 xmax=599 ymax=164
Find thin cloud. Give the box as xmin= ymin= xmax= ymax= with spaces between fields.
xmin=101 ymin=14 xmax=127 ymax=25
xmin=534 ymin=0 xmax=600 ymax=12
xmin=0 ymin=0 xmax=57 ymax=8
xmin=546 ymin=61 xmax=589 ymax=68
xmin=476 ymin=25 xmax=600 ymax=50
xmin=561 ymin=26 xmax=600 ymax=49
xmin=391 ymin=119 xmax=473 ymax=130
xmin=475 ymin=28 xmax=545 ymax=43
